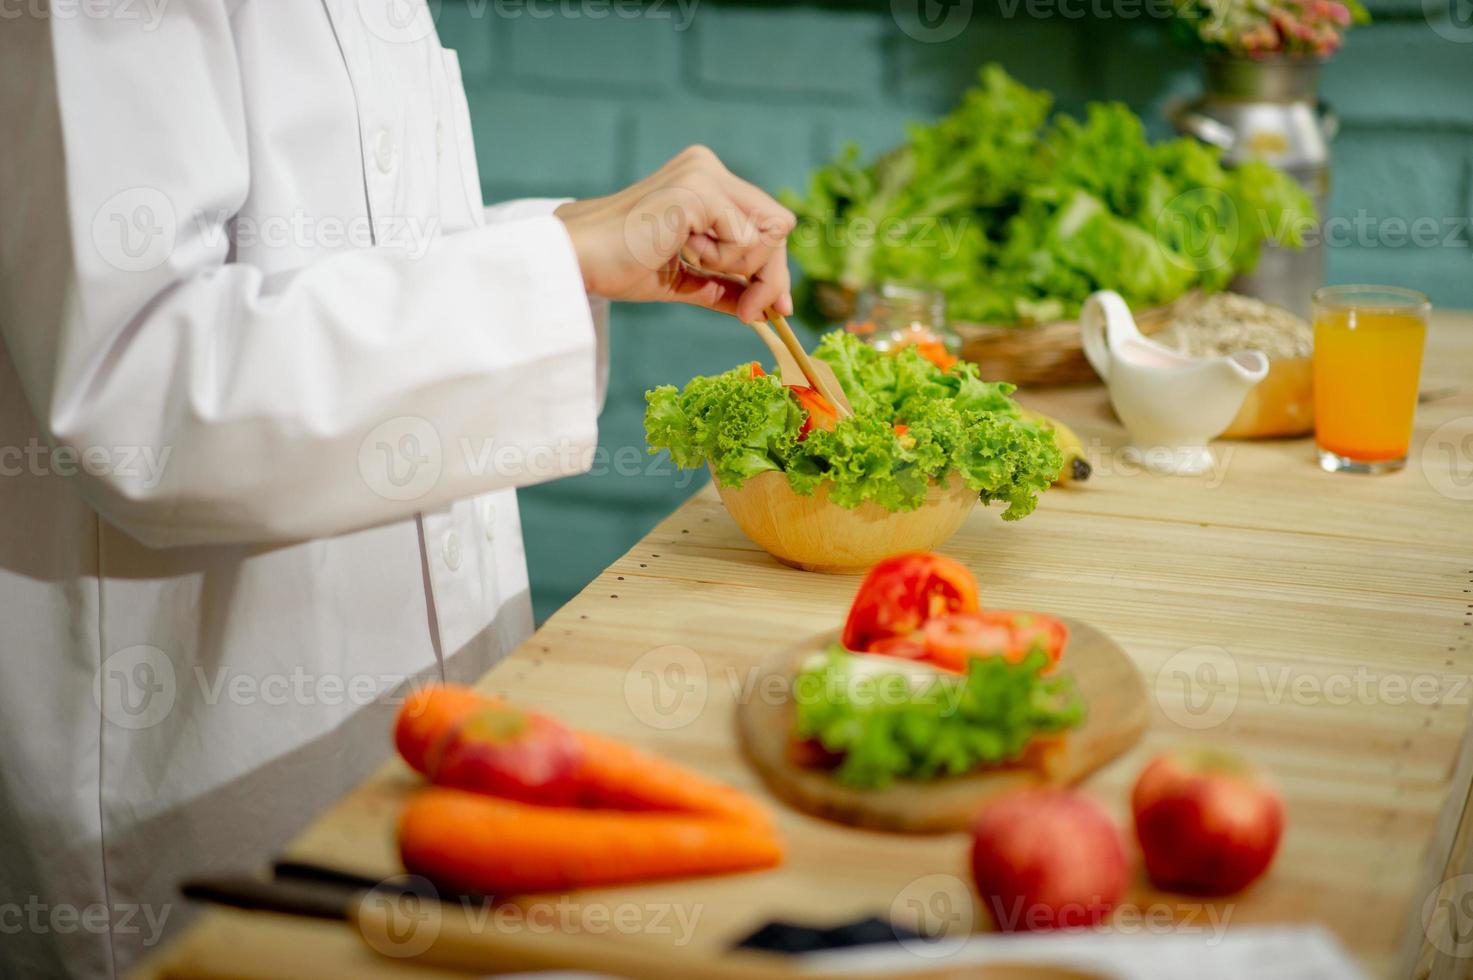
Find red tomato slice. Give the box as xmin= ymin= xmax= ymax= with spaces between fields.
xmin=920 ymin=610 xmax=1068 ymax=670
xmin=841 ymin=553 xmax=980 ymax=652
xmin=789 ymin=385 xmax=838 ymax=441
xmin=891 ymin=327 xmax=958 ymax=371
xmin=920 ymin=613 xmax=1015 ymax=671
xmin=865 ymin=634 xmax=931 ymax=661
xmin=913 ymin=340 xmax=958 ymax=372
xmin=995 ymin=610 xmax=1069 ymax=664
xmin=748 ymin=361 xmax=766 ymax=378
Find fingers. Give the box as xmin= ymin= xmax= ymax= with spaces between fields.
xmin=657 ymin=253 xmax=789 ymax=324
xmin=676 ymin=191 xmax=767 ymax=279
xmin=678 ymin=235 xmax=792 ymax=323
xmin=667 ymin=147 xmax=794 ymax=303
xmin=658 ymin=260 xmax=744 ymax=317
xmin=737 ymin=243 xmax=793 ymax=324
xmin=686 ymin=195 xmax=792 ymax=317
xmin=682 ymin=228 xmax=762 ymax=277
xmin=597 ymin=145 xmax=795 ymax=313
xmin=723 ymin=172 xmax=797 ymax=244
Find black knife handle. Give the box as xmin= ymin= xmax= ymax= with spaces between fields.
xmin=180 ymin=874 xmax=354 ymax=922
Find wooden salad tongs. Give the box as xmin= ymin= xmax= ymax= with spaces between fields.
xmin=680 ymin=257 xmax=853 ymax=417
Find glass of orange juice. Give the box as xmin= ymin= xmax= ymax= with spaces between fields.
xmin=1312 ymin=285 xmax=1429 ymax=474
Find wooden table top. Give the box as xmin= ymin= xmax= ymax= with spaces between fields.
xmin=141 ymin=313 xmax=1473 ymax=980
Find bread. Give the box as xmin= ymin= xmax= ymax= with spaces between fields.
xmin=1220 ymin=354 xmax=1314 ymax=439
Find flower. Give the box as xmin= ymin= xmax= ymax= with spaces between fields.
xmin=1172 ymin=0 xmax=1368 ymax=57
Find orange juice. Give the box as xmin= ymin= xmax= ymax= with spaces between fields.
xmin=1313 ymin=307 xmax=1426 ymax=465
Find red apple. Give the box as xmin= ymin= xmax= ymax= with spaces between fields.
xmin=1131 ymin=749 xmax=1284 ymax=896
xmin=428 ymin=704 xmax=584 ymax=805
xmin=970 ymin=789 xmax=1129 ymax=931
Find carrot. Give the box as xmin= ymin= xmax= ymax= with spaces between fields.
xmin=394 ymin=685 xmax=494 ymax=774
xmin=399 ymin=788 xmax=784 ymax=895
xmin=395 ymin=686 xmax=773 ymax=828
xmin=571 ymin=731 xmax=771 ymax=828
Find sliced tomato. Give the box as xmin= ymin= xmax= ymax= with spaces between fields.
xmin=996 ymin=610 xmax=1069 ymax=664
xmin=893 ymin=423 xmax=909 ymax=436
xmin=840 ymin=552 xmax=980 ymax=652
xmin=913 ymin=340 xmax=958 ymax=372
xmin=890 ymin=327 xmax=958 ymax=371
xmin=748 ymin=361 xmax=766 ymax=379
xmin=920 ymin=610 xmax=1068 ymax=670
xmin=920 ymin=613 xmax=1016 ymax=671
xmin=789 ymin=385 xmax=838 ymax=441
xmin=865 ymin=633 xmax=931 ymax=661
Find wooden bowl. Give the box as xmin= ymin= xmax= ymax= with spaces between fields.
xmin=1220 ymin=355 xmax=1314 ymax=439
xmin=713 ymin=469 xmax=977 ymax=573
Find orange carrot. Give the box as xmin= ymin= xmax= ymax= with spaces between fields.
xmin=395 ymin=686 xmax=773 ymax=828
xmin=394 ymin=685 xmax=493 ymax=774
xmin=571 ymin=731 xmax=771 ymax=828
xmin=399 ymin=788 xmax=783 ymax=895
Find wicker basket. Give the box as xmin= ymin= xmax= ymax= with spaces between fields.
xmin=812 ymin=282 xmax=1209 ymax=388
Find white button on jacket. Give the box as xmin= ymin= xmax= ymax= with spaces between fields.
xmin=0 ymin=4 xmax=608 ymax=977
xmin=442 ymin=530 xmax=463 ymax=571
xmin=374 ymin=128 xmax=399 ymax=174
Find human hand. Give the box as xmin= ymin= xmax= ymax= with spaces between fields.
xmin=554 ymin=146 xmax=795 ymax=323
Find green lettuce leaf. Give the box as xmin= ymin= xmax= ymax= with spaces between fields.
xmin=792 ymin=646 xmax=1085 ymax=789
xmin=644 ymin=333 xmax=1062 ymax=520
xmin=643 ymin=371 xmax=803 ymax=488
xmin=1044 ymin=187 xmax=1200 ymax=307
xmin=782 ymin=64 xmax=1318 ymax=325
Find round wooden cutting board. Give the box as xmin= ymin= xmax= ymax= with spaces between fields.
xmin=736 ymin=618 xmax=1148 ymax=834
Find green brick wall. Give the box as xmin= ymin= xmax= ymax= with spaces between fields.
xmin=435 ymin=0 xmax=1473 ymax=621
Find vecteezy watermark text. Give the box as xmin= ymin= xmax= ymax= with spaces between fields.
xmin=358 ymin=419 xmax=700 ymax=503
xmin=355 ymin=875 xmax=702 ymax=959
xmin=192 ymin=209 xmax=439 ymax=260
xmin=93 ymin=187 xmax=442 ymax=273
xmin=0 ymin=898 xmax=171 ymax=948
xmin=1155 ymin=644 xmax=1471 ymax=732
xmin=789 ymin=215 xmax=977 ymax=263
xmin=0 ymin=438 xmax=171 ymax=489
xmin=94 ymin=644 xmax=416 ymax=730
xmin=356 ymin=0 xmax=701 ymax=45
xmin=0 ymin=0 xmax=169 ymax=30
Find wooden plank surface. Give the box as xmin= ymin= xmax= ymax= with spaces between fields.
xmin=141 ymin=314 xmax=1473 ymax=980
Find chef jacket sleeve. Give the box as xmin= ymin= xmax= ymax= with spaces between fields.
xmin=0 ymin=12 xmax=601 ymax=550
xmin=484 ymin=199 xmax=610 ymax=412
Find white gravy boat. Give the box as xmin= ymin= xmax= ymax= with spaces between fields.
xmin=1081 ymin=291 xmax=1269 ymax=476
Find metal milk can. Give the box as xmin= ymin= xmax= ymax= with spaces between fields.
xmin=1170 ymin=56 xmax=1335 ymax=319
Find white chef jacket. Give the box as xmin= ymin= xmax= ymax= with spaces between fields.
xmin=0 ymin=4 xmax=608 ymax=977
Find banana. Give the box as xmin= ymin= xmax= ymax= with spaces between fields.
xmin=1018 ymin=408 xmax=1092 ymax=485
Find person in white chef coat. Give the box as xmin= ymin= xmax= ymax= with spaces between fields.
xmin=0 ymin=6 xmax=795 ymax=977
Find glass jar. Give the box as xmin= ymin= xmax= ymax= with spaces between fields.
xmin=845 ymin=283 xmax=962 ymax=370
